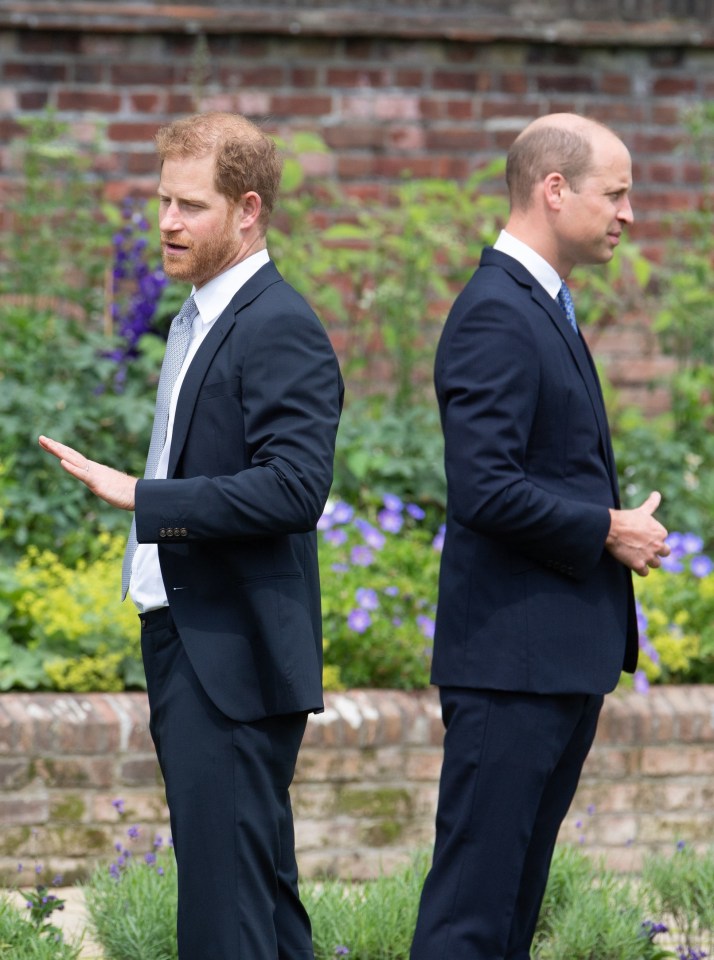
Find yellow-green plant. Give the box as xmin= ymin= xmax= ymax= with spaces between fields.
xmin=12 ymin=533 xmax=143 ymax=691
xmin=634 ymin=532 xmax=714 ymax=690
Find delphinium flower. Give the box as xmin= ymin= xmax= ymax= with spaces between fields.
xmin=109 ymin=198 xmax=168 ymax=383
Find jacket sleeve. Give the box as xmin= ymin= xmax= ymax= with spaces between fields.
xmin=134 ymin=301 xmax=343 ymax=542
xmin=437 ymin=293 xmax=611 ymax=580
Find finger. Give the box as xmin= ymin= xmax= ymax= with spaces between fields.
xmin=641 ymin=490 xmax=662 ymax=515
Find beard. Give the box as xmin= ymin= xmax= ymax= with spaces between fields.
xmin=161 ymin=208 xmax=238 ymax=288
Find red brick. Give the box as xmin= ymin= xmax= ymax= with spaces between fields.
xmin=57 ymin=90 xmax=121 ymax=112
xmin=270 ymin=95 xmax=332 ymax=117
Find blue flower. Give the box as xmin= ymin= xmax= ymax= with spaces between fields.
xmin=417 ymin=615 xmax=435 ymax=640
xmin=112 ymin=798 xmax=125 ymax=815
xmin=384 ymin=585 xmax=400 ymax=597
xmin=406 ymin=502 xmax=426 ymax=520
xmin=432 ymin=525 xmax=445 ymax=552
xmin=382 ymin=493 xmax=403 ymax=513
xmin=660 ymin=554 xmax=684 ymax=573
xmin=356 ymin=587 xmax=379 ymax=611
xmin=324 ymin=528 xmax=348 ymax=546
xmin=378 ymin=508 xmax=403 ymax=534
xmin=350 ymin=545 xmax=374 ymax=567
xmin=634 ymin=670 xmax=650 ymax=694
xmin=681 ymin=532 xmax=704 ymax=555
xmin=347 ymin=609 xmax=372 ymax=633
xmin=332 ymin=501 xmax=355 ymax=525
xmin=690 ymin=554 xmax=713 ymax=578
xmin=355 ymin=519 xmax=386 ymax=550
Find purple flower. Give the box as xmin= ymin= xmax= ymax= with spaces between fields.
xmin=666 ymin=532 xmax=686 ymax=557
xmin=350 ymin=545 xmax=374 ymax=567
xmin=144 ymin=852 xmax=157 ymax=866
xmin=406 ymin=503 xmax=426 ymax=520
xmin=634 ymin=670 xmax=650 ymax=694
xmin=355 ymin=519 xmax=386 ymax=550
xmin=660 ymin=554 xmax=684 ymax=573
xmin=332 ymin=563 xmax=349 ymax=573
xmin=347 ymin=609 xmax=372 ymax=633
xmin=127 ymin=825 xmax=140 ymax=840
xmin=324 ymin=528 xmax=348 ymax=546
xmin=382 ymin=494 xmax=403 ymax=513
xmin=378 ymin=509 xmax=403 ymax=534
xmin=417 ymin=615 xmax=435 ymax=640
xmin=432 ymin=525 xmax=445 ymax=552
xmin=636 ymin=602 xmax=648 ymax=635
xmin=112 ymin=798 xmax=125 ymax=815
xmin=356 ymin=587 xmax=379 ymax=611
xmin=332 ymin=501 xmax=355 ymax=525
xmin=384 ymin=585 xmax=400 ymax=597
xmin=681 ymin=532 xmax=704 ymax=555
xmin=691 ymin=554 xmax=713 ymax=578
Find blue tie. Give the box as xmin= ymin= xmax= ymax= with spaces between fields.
xmin=121 ymin=294 xmax=197 ymax=599
xmin=557 ymin=282 xmax=578 ymax=335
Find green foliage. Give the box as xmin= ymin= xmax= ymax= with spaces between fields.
xmin=0 ymin=109 xmax=110 ymax=319
xmin=334 ymin=399 xmax=446 ymax=510
xmin=319 ymin=496 xmax=441 ymax=690
xmin=0 ymin=893 xmax=80 ymax=960
xmin=272 ymin=147 xmax=508 ymax=411
xmin=642 ymin=844 xmax=714 ymax=957
xmin=653 ymin=102 xmax=714 ymax=369
xmin=82 ymin=841 xmax=714 ymax=960
xmin=0 ymin=535 xmax=143 ymax=692
xmin=302 ymin=851 xmax=429 ymax=959
xmin=84 ymin=830 xmax=178 ymax=960
xmin=0 ymin=303 xmax=158 ymax=565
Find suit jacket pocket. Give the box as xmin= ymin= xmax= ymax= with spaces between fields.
xmin=197 ymin=376 xmax=242 ymax=401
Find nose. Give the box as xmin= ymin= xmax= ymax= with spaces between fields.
xmin=159 ymin=200 xmax=182 ymax=233
xmin=618 ymin=195 xmax=634 ymax=225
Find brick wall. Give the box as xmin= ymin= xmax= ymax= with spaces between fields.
xmin=0 ymin=687 xmax=712 ymax=884
xmin=0 ymin=5 xmax=713 ymax=411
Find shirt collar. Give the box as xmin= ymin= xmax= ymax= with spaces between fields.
xmin=191 ymin=248 xmax=271 ymax=326
xmin=493 ymin=230 xmax=563 ymax=299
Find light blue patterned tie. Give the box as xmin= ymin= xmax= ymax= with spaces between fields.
xmin=121 ymin=295 xmax=197 ymax=598
xmin=557 ymin=281 xmax=578 ymax=335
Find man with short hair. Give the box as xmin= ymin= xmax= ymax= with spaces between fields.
xmin=410 ymin=113 xmax=669 ymax=960
xmin=41 ymin=111 xmax=343 ymax=960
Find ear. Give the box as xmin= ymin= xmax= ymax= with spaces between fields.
xmin=543 ymin=172 xmax=568 ymax=212
xmin=238 ymin=191 xmax=263 ymax=230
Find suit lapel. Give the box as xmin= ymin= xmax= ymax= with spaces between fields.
xmin=166 ymin=262 xmax=283 ymax=478
xmin=483 ymin=250 xmax=620 ymax=502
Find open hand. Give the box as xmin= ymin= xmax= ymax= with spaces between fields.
xmin=39 ymin=436 xmax=137 ymax=511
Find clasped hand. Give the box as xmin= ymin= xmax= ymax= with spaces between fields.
xmin=38 ymin=436 xmax=137 ymax=511
xmin=606 ymin=491 xmax=670 ymax=577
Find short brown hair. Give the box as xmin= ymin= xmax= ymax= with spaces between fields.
xmin=506 ymin=124 xmax=595 ymax=211
xmin=155 ymin=112 xmax=283 ymax=229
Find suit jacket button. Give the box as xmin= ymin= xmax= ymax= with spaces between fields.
xmin=168 ymin=527 xmax=175 ymax=537
xmin=180 ymin=528 xmax=188 ymax=537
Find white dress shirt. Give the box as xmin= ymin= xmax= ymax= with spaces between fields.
xmin=129 ymin=248 xmax=271 ymax=613
xmin=493 ymin=229 xmax=563 ymax=300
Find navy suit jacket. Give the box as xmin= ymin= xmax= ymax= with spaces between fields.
xmin=432 ymin=248 xmax=638 ymax=695
xmin=134 ymin=262 xmax=344 ymax=722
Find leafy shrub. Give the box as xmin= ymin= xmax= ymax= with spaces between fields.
xmin=0 ymin=534 xmax=142 ymax=692
xmin=642 ymin=843 xmax=714 ymax=958
xmin=319 ymin=495 xmax=442 ymax=690
xmin=84 ymin=824 xmax=178 ymax=960
xmin=0 ymin=892 xmax=80 ymax=960
xmin=83 ymin=835 xmax=710 ymax=960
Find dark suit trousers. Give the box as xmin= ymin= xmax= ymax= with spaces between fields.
xmin=410 ymin=686 xmax=603 ymax=960
xmin=140 ymin=608 xmax=314 ymax=960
